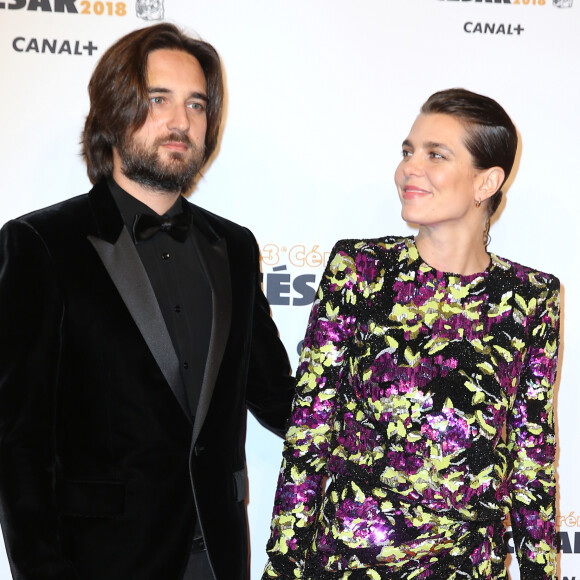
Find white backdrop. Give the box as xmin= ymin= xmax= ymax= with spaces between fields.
xmin=1 ymin=1 xmax=579 ymax=578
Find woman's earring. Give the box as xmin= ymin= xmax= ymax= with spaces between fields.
xmin=475 ymin=199 xmax=482 ymax=208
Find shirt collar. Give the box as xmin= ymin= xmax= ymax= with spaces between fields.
xmin=107 ymin=177 xmax=184 ymax=231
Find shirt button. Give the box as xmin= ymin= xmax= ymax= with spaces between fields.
xmin=162 ymin=252 xmax=170 ymax=260
xmin=174 ymin=305 xmax=181 ymax=313
xmin=183 ymin=361 xmax=189 ymax=369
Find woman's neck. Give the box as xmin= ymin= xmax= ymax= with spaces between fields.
xmin=414 ymin=227 xmax=490 ymax=276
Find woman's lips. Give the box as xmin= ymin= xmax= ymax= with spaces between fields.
xmin=402 ymin=186 xmax=430 ymax=200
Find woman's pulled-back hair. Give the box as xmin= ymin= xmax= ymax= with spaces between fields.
xmin=82 ymin=23 xmax=224 ymax=185
xmin=421 ymin=88 xmax=518 ymax=218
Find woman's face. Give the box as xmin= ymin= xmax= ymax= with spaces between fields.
xmin=394 ymin=113 xmax=484 ymax=230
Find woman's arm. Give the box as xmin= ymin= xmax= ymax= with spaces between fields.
xmin=508 ymin=274 xmax=560 ymax=580
xmin=263 ymin=241 xmax=358 ymax=578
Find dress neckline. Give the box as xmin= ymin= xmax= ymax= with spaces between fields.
xmin=407 ymin=236 xmax=495 ymax=282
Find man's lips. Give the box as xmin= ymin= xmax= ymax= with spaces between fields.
xmin=161 ymin=141 xmax=190 ymax=152
xmin=402 ymin=186 xmax=430 ymax=200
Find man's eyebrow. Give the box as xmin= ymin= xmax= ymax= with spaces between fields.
xmin=147 ymin=87 xmax=208 ymax=102
xmin=190 ymin=92 xmax=208 ymax=102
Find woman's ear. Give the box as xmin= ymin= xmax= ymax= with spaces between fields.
xmin=476 ymin=166 xmax=505 ymax=201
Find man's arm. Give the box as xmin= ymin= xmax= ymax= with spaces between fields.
xmin=244 ymin=230 xmax=294 ymax=438
xmin=0 ymin=220 xmax=77 ymax=579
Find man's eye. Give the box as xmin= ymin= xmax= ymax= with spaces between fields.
xmin=429 ymin=152 xmax=445 ymax=160
xmin=402 ymin=150 xmax=412 ymax=158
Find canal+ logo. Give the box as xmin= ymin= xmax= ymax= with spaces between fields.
xmin=8 ymin=0 xmax=165 ymax=56
xmin=435 ymin=0 xmax=575 ymax=36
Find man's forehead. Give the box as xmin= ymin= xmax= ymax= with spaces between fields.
xmin=146 ymin=49 xmax=202 ymax=71
xmin=145 ymin=49 xmax=206 ymax=90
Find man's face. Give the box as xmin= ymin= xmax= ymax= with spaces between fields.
xmin=116 ymin=49 xmax=208 ymax=194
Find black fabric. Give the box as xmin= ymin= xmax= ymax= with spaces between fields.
xmin=133 ymin=212 xmax=193 ymax=243
xmin=0 ymin=180 xmax=295 ymax=580
xmin=56 ymin=480 xmax=126 ymax=518
xmin=109 ymin=180 xmax=212 ymax=415
xmin=183 ymin=549 xmax=214 ymax=580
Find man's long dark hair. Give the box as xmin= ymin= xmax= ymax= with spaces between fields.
xmin=82 ymin=23 xmax=224 ymax=185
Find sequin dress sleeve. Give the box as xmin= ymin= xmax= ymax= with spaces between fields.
xmin=263 ymin=242 xmax=356 ymax=578
xmin=507 ymin=273 xmax=560 ymax=579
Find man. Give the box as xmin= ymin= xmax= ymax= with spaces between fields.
xmin=0 ymin=24 xmax=294 ymax=580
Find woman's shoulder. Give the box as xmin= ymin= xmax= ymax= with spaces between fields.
xmin=490 ymin=253 xmax=560 ymax=295
xmin=330 ymin=235 xmax=414 ymax=259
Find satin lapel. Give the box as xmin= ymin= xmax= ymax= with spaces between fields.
xmin=191 ymin=228 xmax=232 ymax=445
xmin=88 ymin=228 xmax=191 ymax=421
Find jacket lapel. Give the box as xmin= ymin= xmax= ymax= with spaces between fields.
xmin=188 ymin=207 xmax=232 ymax=445
xmin=86 ymin=184 xmax=191 ymax=421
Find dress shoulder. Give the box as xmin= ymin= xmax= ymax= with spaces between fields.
xmin=490 ymin=253 xmax=560 ymax=295
xmin=328 ymin=235 xmax=415 ymax=265
xmin=331 ymin=235 xmax=412 ymax=253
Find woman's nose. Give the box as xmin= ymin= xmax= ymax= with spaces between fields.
xmin=403 ymin=154 xmax=423 ymax=177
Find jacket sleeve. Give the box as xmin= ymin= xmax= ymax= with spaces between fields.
xmin=244 ymin=230 xmax=295 ymax=438
xmin=263 ymin=241 xmax=357 ymax=578
xmin=0 ymin=220 xmax=77 ymax=579
xmin=508 ymin=274 xmax=560 ymax=580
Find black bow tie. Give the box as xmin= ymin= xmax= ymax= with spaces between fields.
xmin=133 ymin=212 xmax=193 ymax=243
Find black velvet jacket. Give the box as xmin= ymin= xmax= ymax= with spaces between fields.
xmin=0 ymin=181 xmax=294 ymax=580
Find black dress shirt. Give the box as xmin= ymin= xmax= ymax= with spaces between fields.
xmin=108 ymin=178 xmax=213 ymax=417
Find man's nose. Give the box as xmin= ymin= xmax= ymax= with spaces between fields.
xmin=168 ymin=104 xmax=190 ymax=133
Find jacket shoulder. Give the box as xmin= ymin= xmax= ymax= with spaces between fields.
xmin=3 ymin=193 xmax=91 ymax=239
xmin=186 ymin=201 xmax=257 ymax=246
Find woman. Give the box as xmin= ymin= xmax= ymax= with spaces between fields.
xmin=263 ymin=89 xmax=560 ymax=579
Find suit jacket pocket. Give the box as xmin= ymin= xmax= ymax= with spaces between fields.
xmin=233 ymin=468 xmax=247 ymax=503
xmin=56 ymin=479 xmax=125 ymax=518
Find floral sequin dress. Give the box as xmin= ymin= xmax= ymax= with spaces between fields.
xmin=263 ymin=236 xmax=560 ymax=580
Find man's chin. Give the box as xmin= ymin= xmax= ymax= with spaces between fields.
xmin=157 ymin=150 xmax=190 ymax=165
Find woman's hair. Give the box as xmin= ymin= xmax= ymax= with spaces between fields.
xmin=82 ymin=23 xmax=224 ymax=184
xmin=421 ymin=88 xmax=518 ymax=218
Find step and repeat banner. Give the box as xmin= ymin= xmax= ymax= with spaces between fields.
xmin=1 ymin=1 xmax=579 ymax=578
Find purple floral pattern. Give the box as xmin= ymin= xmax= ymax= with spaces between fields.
xmin=264 ymin=236 xmax=560 ymax=580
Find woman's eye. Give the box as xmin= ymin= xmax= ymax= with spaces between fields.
xmin=150 ymin=96 xmax=164 ymax=104
xmin=402 ymin=150 xmax=412 ymax=158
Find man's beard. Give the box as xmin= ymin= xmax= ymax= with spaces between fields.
xmin=118 ymin=132 xmax=205 ymax=194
